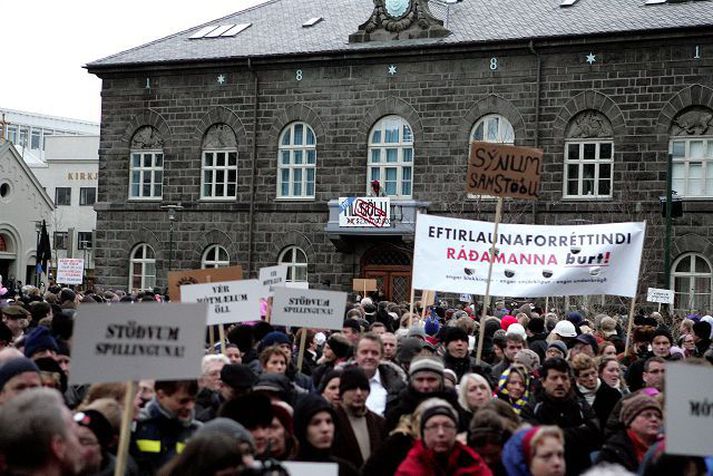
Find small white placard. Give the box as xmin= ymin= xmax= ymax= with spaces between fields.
xmin=459 ymin=294 xmax=472 ymax=303
xmin=646 ymin=287 xmax=674 ymax=304
xmin=258 ymin=265 xmax=288 ymax=297
xmin=665 ymin=363 xmax=713 ymax=456
xmin=69 ymin=303 xmax=207 ymax=385
xmin=56 ymin=258 xmax=84 ymax=285
xmin=281 ymin=462 xmax=338 ymax=476
xmin=180 ymin=280 xmax=262 ymax=325
xmin=271 ymin=287 xmax=347 ymax=330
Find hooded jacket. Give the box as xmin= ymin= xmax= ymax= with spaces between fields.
xmin=395 ymin=439 xmax=492 ymax=476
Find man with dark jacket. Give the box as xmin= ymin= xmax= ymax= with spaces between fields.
xmin=525 ymin=317 xmax=549 ymax=362
xmin=332 ymin=367 xmax=385 ymax=469
xmin=442 ymin=326 xmax=477 ymax=381
xmin=521 ymin=358 xmax=601 ymax=475
xmin=130 ymin=380 xmax=202 ymax=475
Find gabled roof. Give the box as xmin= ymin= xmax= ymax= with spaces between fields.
xmin=0 ymin=142 xmax=55 ymax=210
xmin=87 ymin=0 xmax=713 ymax=70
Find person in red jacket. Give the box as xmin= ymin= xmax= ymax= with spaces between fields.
xmin=396 ymin=398 xmax=492 ymax=476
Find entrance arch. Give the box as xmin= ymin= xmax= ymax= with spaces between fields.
xmin=361 ymin=244 xmax=412 ymax=302
xmin=0 ymin=230 xmax=17 ymax=287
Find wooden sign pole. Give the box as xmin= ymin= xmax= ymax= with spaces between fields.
xmin=296 ymin=328 xmax=308 ymax=373
xmin=114 ymin=380 xmax=138 ymax=476
xmin=218 ymin=325 xmax=227 ymax=356
xmin=624 ymin=295 xmax=637 ymax=356
xmin=475 ymin=197 xmax=504 ymax=364
xmin=409 ymin=287 xmax=415 ymax=320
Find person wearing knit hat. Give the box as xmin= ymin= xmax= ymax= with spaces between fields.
xmin=546 ymin=340 xmax=567 ymax=360
xmin=196 ymin=417 xmax=256 ymax=454
xmin=514 ymin=349 xmax=540 ymax=372
xmin=317 ymin=369 xmax=342 ymax=406
xmin=396 ymin=398 xmax=491 ymax=475
xmin=23 ymin=325 xmax=59 ymax=360
xmin=501 ymin=315 xmax=518 ymax=331
xmin=342 ymin=318 xmax=362 ymax=345
xmin=74 ymin=409 xmax=116 ymax=474
xmin=692 ymin=320 xmax=712 ymax=357
xmin=332 ymin=367 xmax=385 ymax=468
xmin=259 ymin=331 xmax=291 ymax=353
xmin=219 ymin=392 xmax=274 ymax=458
xmin=596 ymin=394 xmax=662 ymax=471
xmin=442 ymin=369 xmax=458 ymax=389
xmin=268 ymin=401 xmax=298 ymax=460
xmin=599 ymin=316 xmax=619 ymax=339
xmin=0 ymin=357 xmax=41 ymax=404
xmin=424 ymin=316 xmax=440 ymax=337
xmin=442 ymin=325 xmax=476 ymax=382
xmin=326 ymin=333 xmax=353 ymax=360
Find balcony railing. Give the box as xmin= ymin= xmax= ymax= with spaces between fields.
xmin=325 ymin=198 xmax=431 ymax=238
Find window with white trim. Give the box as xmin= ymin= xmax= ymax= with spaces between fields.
xmin=201 ymin=124 xmax=238 ymax=200
xmin=129 ymin=151 xmax=163 ymax=199
xmin=202 ymin=245 xmax=230 ymax=269
xmin=563 ymin=110 xmax=614 ymax=198
xmin=278 ymin=246 xmax=308 ymax=284
xmin=469 ymin=114 xmax=515 ymax=199
xmin=367 ymin=116 xmax=413 ymax=197
xmin=129 ymin=244 xmax=156 ymax=291
xmin=277 ymin=122 xmax=316 ymax=199
xmin=670 ymin=138 xmax=713 ymax=197
xmin=671 ymin=253 xmax=712 ymax=312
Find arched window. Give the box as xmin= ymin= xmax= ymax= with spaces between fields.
xmin=201 ymin=124 xmax=238 ymax=199
xmin=202 ymin=245 xmax=230 ymax=269
xmin=278 ymin=246 xmax=308 ymax=285
xmin=669 ymin=107 xmax=713 ymax=197
xmin=129 ymin=126 xmax=164 ymax=200
xmin=367 ymin=116 xmax=413 ymax=197
xmin=278 ymin=122 xmax=316 ymax=199
xmin=563 ymin=110 xmax=614 ymax=198
xmin=129 ymin=244 xmax=156 ymax=291
xmin=470 ymin=114 xmax=515 ymax=144
xmin=672 ymin=253 xmax=712 ymax=312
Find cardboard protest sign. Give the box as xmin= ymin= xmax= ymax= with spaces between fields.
xmin=665 ymin=363 xmax=713 ymax=456
xmin=339 ymin=196 xmax=391 ymax=227
xmin=258 ymin=265 xmax=288 ymax=297
xmin=56 ymin=258 xmax=84 ymax=285
xmin=413 ymin=214 xmax=645 ymax=297
xmin=281 ymin=462 xmax=338 ymax=476
xmin=646 ymin=287 xmax=674 ymax=304
xmin=180 ymin=279 xmax=262 ymax=325
xmin=167 ymin=265 xmax=243 ymax=301
xmin=352 ymin=278 xmax=377 ymax=293
xmin=466 ymin=142 xmax=543 ymax=200
xmin=69 ymin=303 xmax=207 ymax=385
xmin=271 ymin=287 xmax=347 ymax=330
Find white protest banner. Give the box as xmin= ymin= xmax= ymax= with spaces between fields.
xmin=179 ymin=279 xmax=262 ymax=325
xmin=271 ymin=287 xmax=347 ymax=330
xmin=56 ymin=258 xmax=84 ymax=285
xmin=413 ymin=214 xmax=645 ymax=298
xmin=258 ymin=265 xmax=288 ymax=297
xmin=281 ymin=462 xmax=338 ymax=476
xmin=646 ymin=287 xmax=674 ymax=304
xmin=339 ymin=196 xmax=390 ymax=228
xmin=665 ymin=362 xmax=713 ymax=456
xmin=69 ymin=303 xmax=207 ymax=385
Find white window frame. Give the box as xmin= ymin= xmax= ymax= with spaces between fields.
xmin=278 ymin=246 xmax=308 ymax=285
xmin=277 ymin=122 xmax=316 ymax=200
xmin=367 ymin=115 xmax=414 ymax=198
xmin=201 ymin=149 xmax=238 ymax=200
xmin=671 ymin=253 xmax=713 ymax=312
xmin=129 ymin=244 xmax=156 ymax=291
xmin=670 ymin=137 xmax=713 ymax=198
xmin=563 ymin=140 xmax=614 ymax=198
xmin=129 ymin=150 xmax=163 ymax=200
xmin=469 ymin=114 xmax=515 ymax=200
xmin=201 ymin=244 xmax=230 ymax=269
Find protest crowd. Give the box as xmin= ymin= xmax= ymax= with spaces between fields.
xmin=0 ymin=282 xmax=712 ymax=476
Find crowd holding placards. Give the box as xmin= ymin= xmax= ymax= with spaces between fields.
xmin=0 ymin=282 xmax=712 ymax=475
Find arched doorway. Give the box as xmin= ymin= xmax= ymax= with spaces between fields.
xmin=0 ymin=232 xmax=16 ymax=288
xmin=361 ymin=244 xmax=412 ymax=302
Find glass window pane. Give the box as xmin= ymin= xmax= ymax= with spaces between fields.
xmin=402 ymin=125 xmax=413 ymax=144
xmin=154 ymin=184 xmax=162 ymax=197
xmin=307 ymin=169 xmax=315 ymax=182
xmin=216 ymin=183 xmax=225 ymax=196
xmin=228 ymin=152 xmax=237 ymax=166
xmin=370 ymin=168 xmax=380 ymax=181
xmin=472 ymin=123 xmax=484 ymax=141
xmin=143 ymin=155 xmax=152 ymax=167
xmin=371 ymin=149 xmax=381 ymax=163
xmin=132 ymin=154 xmax=141 ymax=167
xmin=567 ymin=180 xmax=579 ymax=195
xmin=671 ymin=141 xmax=685 ymax=158
xmin=599 ymin=164 xmax=611 ymax=178
xmin=228 ymin=184 xmax=236 ymax=196
xmin=217 ymin=153 xmax=226 ymax=167
xmin=204 ymin=184 xmax=212 ymax=196
xmin=294 ymin=124 xmax=304 ymax=145
xmin=204 ymin=152 xmax=213 ymax=167
xmin=386 ymin=149 xmax=398 ymax=163
xmin=600 ymin=143 xmax=612 ymax=160
xmin=306 ymin=128 xmax=315 ymax=145
xmin=295 ymin=249 xmax=307 ymax=263
xmin=583 ymin=164 xmax=595 ymax=179
xmin=568 ymin=144 xmax=580 ymax=161
xmin=690 ymin=163 xmax=703 ymax=179
xmin=599 ymin=180 xmax=611 ymax=196
xmin=307 ymin=150 xmax=316 ymax=164
xmin=403 ymin=148 xmax=413 ymax=163
xmin=281 ymin=130 xmax=291 ymax=146
xmin=372 ymin=130 xmax=381 ymax=144
xmin=676 ymin=255 xmax=692 ymax=272
xmin=155 ymin=154 xmax=163 ymax=167
xmin=691 ymin=141 xmax=704 ymax=159
xmin=583 ymin=144 xmax=596 ymax=160
xmin=131 ymin=183 xmax=140 ymax=197
xmin=228 ymin=170 xmax=237 ymax=183
xmin=294 ymin=151 xmax=303 ymax=165
xmin=486 ymin=119 xmax=498 ymax=141
xmin=143 ymin=184 xmax=151 ymax=196
xmin=282 ymin=151 xmax=290 ymax=165
xmin=295 ymin=267 xmax=308 ymax=282
xmin=567 ymin=164 xmax=579 ymax=180
xmin=293 ymin=169 xmax=302 ymax=183
xmin=385 ymin=123 xmax=399 ymax=143
xmin=282 ymin=249 xmax=293 ymax=263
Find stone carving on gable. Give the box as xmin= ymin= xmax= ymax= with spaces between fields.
xmin=203 ymin=124 xmax=237 ymax=149
xmin=131 ymin=126 xmax=165 ymax=150
xmin=566 ymin=111 xmax=613 ymax=138
xmin=671 ymin=108 xmax=713 ymax=136
xmin=349 ymin=0 xmax=450 ymax=43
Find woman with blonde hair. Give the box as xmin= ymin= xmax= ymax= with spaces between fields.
xmin=496 ymin=365 xmax=530 ymax=415
xmin=458 ymin=372 xmax=493 ymax=426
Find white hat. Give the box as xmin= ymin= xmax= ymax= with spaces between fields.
xmin=506 ymin=323 xmax=527 ymax=340
xmin=553 ymin=320 xmax=577 ymax=338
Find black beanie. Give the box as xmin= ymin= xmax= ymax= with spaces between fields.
xmin=527 ymin=317 xmax=545 ymax=334
xmin=75 ymin=410 xmax=114 ymax=451
xmin=327 ymin=334 xmax=352 ymax=359
xmin=693 ymin=321 xmax=711 ymax=340
xmin=339 ymin=367 xmax=370 ymax=395
xmin=420 ymin=404 xmax=458 ymax=438
xmin=294 ymin=394 xmax=336 ymax=448
xmin=443 ymin=326 xmax=469 ymax=345
xmin=219 ymin=393 xmax=273 ymax=430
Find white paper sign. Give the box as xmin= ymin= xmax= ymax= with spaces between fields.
xmin=459 ymin=294 xmax=473 ymax=303
xmin=271 ymin=287 xmax=347 ymax=330
xmin=258 ymin=265 xmax=288 ymax=297
xmin=69 ymin=303 xmax=207 ymax=385
xmin=646 ymin=287 xmax=674 ymax=304
xmin=179 ymin=279 xmax=262 ymax=325
xmin=56 ymin=258 xmax=84 ymax=285
xmin=665 ymin=363 xmax=713 ymax=456
xmin=413 ymin=214 xmax=645 ymax=298
xmin=338 ymin=196 xmax=391 ymax=228
xmin=281 ymin=462 xmax=338 ymax=476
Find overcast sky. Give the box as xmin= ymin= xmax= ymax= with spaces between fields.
xmin=1 ymin=0 xmax=267 ymax=123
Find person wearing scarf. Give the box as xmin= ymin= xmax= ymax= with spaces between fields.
xmin=496 ymin=365 xmax=529 ymax=415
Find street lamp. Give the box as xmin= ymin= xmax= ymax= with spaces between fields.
xmin=160 ymin=204 xmax=183 ymax=273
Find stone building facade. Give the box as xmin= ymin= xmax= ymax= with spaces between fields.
xmin=88 ymin=0 xmax=713 ymax=312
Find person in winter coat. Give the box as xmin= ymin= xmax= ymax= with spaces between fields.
xmin=293 ymin=394 xmax=359 ymax=476
xmin=501 ymin=425 xmax=566 ymax=476
xmin=396 ymin=398 xmax=492 ymax=476
xmin=525 ymin=318 xmax=549 ymax=363
xmin=595 ymin=394 xmax=663 ymax=472
xmin=457 ymin=372 xmax=494 ymax=428
xmin=495 ymin=365 xmax=530 ymax=415
xmin=520 ymin=358 xmax=600 ymax=475
xmin=442 ymin=326 xmax=478 ymax=381
xmin=571 ymin=353 xmax=621 ymax=426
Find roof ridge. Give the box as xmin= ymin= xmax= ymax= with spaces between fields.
xmin=85 ymin=0 xmax=281 ymax=67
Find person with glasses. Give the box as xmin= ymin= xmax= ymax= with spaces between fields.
xmin=396 ymin=398 xmax=492 ymax=476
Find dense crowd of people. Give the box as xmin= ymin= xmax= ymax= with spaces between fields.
xmin=0 ymin=282 xmax=712 ymax=475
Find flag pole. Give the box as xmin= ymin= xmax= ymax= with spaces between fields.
xmin=476 ymin=197 xmax=504 ymax=364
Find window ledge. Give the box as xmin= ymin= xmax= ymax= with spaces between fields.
xmin=677 ymin=196 xmax=713 ymax=201
xmin=274 ymin=197 xmax=316 ymax=202
xmin=561 ymin=196 xmax=613 ymax=202
xmin=128 ymin=198 xmax=163 ymax=202
xmin=199 ymin=198 xmax=238 ymax=202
